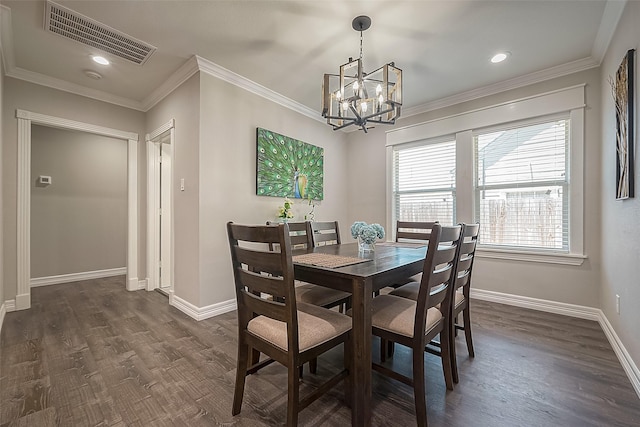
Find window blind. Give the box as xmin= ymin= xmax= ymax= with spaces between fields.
xmin=474 ymin=118 xmax=569 ymax=250
xmin=394 ymin=140 xmax=456 ymax=225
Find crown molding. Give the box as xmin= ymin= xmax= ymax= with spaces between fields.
xmin=194 ymin=55 xmax=323 ymax=123
xmin=7 ymin=66 xmax=145 ymax=111
xmin=591 ymin=0 xmax=627 ymax=64
xmin=140 ymin=56 xmax=200 ymax=111
xmin=0 ymin=5 xmax=16 ymax=74
xmin=403 ymin=56 xmax=599 ymax=118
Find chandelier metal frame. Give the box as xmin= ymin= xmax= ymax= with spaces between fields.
xmin=322 ymin=15 xmax=402 ymax=133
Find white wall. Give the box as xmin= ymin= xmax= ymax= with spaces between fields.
xmin=2 ymin=78 xmax=146 ymax=300
xmin=347 ymin=68 xmax=602 ymax=308
xmin=31 ymin=125 xmax=127 ymax=278
xmin=599 ymin=0 xmax=640 ymax=367
xmin=196 ymin=72 xmax=348 ymax=307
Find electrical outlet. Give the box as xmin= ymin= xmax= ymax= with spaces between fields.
xmin=616 ymin=294 xmax=620 ymax=314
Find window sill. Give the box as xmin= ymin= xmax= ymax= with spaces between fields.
xmin=476 ymin=247 xmax=587 ymax=266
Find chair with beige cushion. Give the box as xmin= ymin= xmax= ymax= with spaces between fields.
xmin=390 ymin=223 xmax=478 ymax=384
xmin=267 ymin=221 xmax=350 ymax=312
xmin=368 ymin=223 xmax=461 ymax=426
xmin=227 ymin=222 xmax=351 ymax=425
xmin=450 ymin=223 xmax=479 ymax=383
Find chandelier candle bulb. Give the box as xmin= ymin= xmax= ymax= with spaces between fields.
xmin=321 ymin=15 xmax=402 ymax=133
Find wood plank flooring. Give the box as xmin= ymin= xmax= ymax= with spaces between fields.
xmin=1 ymin=276 xmax=639 ymax=426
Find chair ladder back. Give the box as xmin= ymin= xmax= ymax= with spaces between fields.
xmin=266 ymin=221 xmax=313 ymax=250
xmin=413 ymin=225 xmax=457 ymax=340
xmin=455 ymin=223 xmax=480 ymax=296
xmin=396 ymin=220 xmax=438 ymax=243
xmin=311 ymin=221 xmax=341 ymax=246
xmin=227 ymin=222 xmax=297 ymax=326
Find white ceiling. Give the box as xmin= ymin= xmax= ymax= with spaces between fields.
xmin=0 ymin=1 xmax=624 ymax=118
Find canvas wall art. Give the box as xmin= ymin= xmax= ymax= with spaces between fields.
xmin=256 ymin=128 xmax=324 ymax=200
xmin=611 ymin=49 xmax=635 ymax=200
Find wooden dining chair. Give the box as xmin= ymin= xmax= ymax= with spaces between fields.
xmin=393 ymin=221 xmax=438 ymax=286
xmin=266 ymin=221 xmax=350 ymax=377
xmin=267 ymin=221 xmax=350 ymax=313
xmin=368 ymin=223 xmax=461 ymax=426
xmin=227 ymin=222 xmax=352 ymax=425
xmin=450 ymin=223 xmax=480 ymax=383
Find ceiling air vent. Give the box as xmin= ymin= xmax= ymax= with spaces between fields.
xmin=44 ymin=1 xmax=156 ymax=65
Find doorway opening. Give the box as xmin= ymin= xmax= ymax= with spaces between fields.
xmin=16 ymin=109 xmax=139 ymax=311
xmin=146 ymin=120 xmax=175 ymax=297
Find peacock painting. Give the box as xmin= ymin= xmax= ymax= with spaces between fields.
xmin=256 ymin=128 xmax=324 ymax=200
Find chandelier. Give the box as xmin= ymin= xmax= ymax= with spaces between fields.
xmin=322 ymin=15 xmax=402 ymax=133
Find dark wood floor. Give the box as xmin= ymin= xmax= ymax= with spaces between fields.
xmin=1 ymin=276 xmax=639 ymax=426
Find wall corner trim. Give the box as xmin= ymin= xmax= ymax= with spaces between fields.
xmin=0 ymin=302 xmax=6 ymax=334
xmin=597 ymin=310 xmax=640 ymax=398
xmin=170 ymin=294 xmax=237 ymax=321
xmin=471 ymin=288 xmax=640 ymax=399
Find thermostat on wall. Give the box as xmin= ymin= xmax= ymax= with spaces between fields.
xmin=39 ymin=175 xmax=52 ymax=185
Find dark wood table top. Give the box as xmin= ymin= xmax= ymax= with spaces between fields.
xmin=293 ymin=242 xmax=427 ymax=296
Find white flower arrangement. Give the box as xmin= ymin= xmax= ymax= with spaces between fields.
xmin=277 ymin=197 xmax=294 ymax=219
xmin=350 ymin=221 xmax=385 ymax=244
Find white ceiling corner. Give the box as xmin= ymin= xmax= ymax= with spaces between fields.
xmin=591 ymin=0 xmax=628 ymax=64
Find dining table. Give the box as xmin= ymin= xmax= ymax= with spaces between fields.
xmin=292 ymin=241 xmax=427 ymax=427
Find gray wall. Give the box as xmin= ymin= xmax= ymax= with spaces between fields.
xmin=146 ymin=73 xmax=202 ymax=305
xmin=197 ymin=72 xmax=348 ymax=307
xmin=599 ymin=0 xmax=640 ymax=368
xmin=2 ymin=78 xmax=146 ymax=300
xmin=31 ymin=125 xmax=127 ymax=278
xmin=0 ymin=43 xmax=4 ymax=310
xmin=147 ymin=71 xmax=348 ymax=308
xmin=346 ymin=67 xmax=602 ymax=309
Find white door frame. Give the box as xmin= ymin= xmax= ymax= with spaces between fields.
xmin=145 ymin=119 xmax=175 ymax=294
xmin=15 ymin=109 xmax=139 ymax=310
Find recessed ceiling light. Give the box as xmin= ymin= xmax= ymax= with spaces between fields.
xmin=92 ymin=55 xmax=110 ymax=65
xmin=491 ymin=52 xmax=510 ymax=64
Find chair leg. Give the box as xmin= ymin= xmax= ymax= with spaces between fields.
xmin=412 ymin=346 xmax=428 ymax=427
xmin=310 ymin=357 xmax=318 ymax=374
xmin=388 ymin=340 xmax=395 ymax=357
xmin=380 ymin=338 xmax=387 ymax=362
xmin=287 ymin=363 xmax=301 ymax=426
xmin=344 ymin=335 xmax=353 ymax=408
xmin=451 ymin=309 xmax=459 ymax=384
xmin=250 ymin=347 xmax=260 ymax=366
xmin=463 ymin=307 xmax=475 ymax=357
xmin=440 ymin=320 xmax=454 ymax=391
xmin=232 ymin=340 xmax=250 ymax=415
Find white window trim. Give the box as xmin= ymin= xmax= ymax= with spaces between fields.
xmin=386 ymin=85 xmax=586 ymax=266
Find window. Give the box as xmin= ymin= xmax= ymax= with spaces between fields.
xmin=393 ymin=138 xmax=456 ymax=226
xmin=386 ymin=85 xmax=585 ymax=264
xmin=474 ymin=117 xmax=569 ymax=251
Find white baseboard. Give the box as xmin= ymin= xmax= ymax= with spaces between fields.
xmin=470 ymin=288 xmax=600 ymax=320
xmin=5 ymin=300 xmax=16 ymax=312
xmin=31 ymin=267 xmax=127 ymax=287
xmin=170 ymin=294 xmax=237 ymax=321
xmin=597 ymin=310 xmax=640 ymax=398
xmin=471 ymin=288 xmax=640 ymax=399
xmin=15 ymin=293 xmax=30 ymax=310
xmin=127 ymin=276 xmax=144 ymax=291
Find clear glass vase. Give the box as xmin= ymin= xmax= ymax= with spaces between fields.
xmin=358 ymin=237 xmax=375 ymax=252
